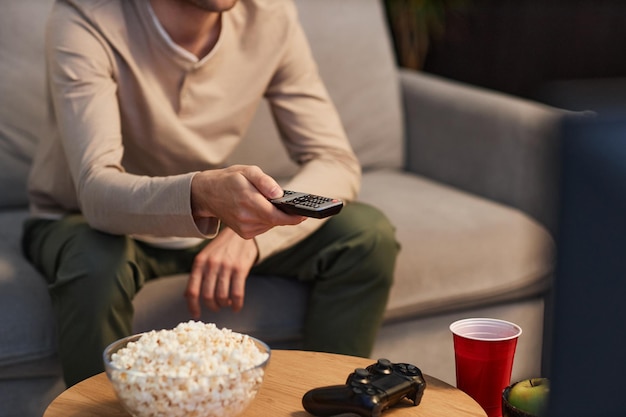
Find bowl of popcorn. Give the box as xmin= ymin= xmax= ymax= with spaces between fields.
xmin=103 ymin=321 xmax=270 ymax=417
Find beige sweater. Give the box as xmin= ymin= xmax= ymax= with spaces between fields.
xmin=27 ymin=0 xmax=360 ymax=261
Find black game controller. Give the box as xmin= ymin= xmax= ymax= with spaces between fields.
xmin=302 ymin=358 xmax=426 ymax=417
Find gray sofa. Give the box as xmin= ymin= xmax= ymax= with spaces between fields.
xmin=0 ymin=1 xmax=568 ymax=416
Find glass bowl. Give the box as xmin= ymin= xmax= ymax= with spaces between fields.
xmin=103 ymin=328 xmax=270 ymax=417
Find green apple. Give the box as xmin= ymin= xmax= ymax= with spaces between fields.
xmin=507 ymin=378 xmax=550 ymax=417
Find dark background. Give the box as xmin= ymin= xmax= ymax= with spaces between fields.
xmin=394 ymin=0 xmax=626 ymax=113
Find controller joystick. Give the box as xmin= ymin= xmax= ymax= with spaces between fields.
xmin=352 ymin=368 xmax=370 ymax=384
xmin=369 ymin=359 xmax=393 ymax=375
xmin=302 ymin=358 xmax=426 ymax=417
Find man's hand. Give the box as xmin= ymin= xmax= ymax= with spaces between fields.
xmin=191 ymin=165 xmax=306 ymax=239
xmin=185 ymin=228 xmax=258 ymax=317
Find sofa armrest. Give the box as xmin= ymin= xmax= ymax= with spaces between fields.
xmin=400 ymin=68 xmax=571 ymax=232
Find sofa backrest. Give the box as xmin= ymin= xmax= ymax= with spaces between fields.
xmin=0 ymin=0 xmax=404 ymax=209
xmin=0 ymin=0 xmax=54 ymax=209
xmin=228 ymin=0 xmax=405 ymax=180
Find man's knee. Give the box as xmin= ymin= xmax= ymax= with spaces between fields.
xmin=356 ymin=204 xmax=399 ymax=284
xmin=326 ymin=203 xmax=399 ymax=284
xmin=348 ymin=202 xmax=397 ymax=248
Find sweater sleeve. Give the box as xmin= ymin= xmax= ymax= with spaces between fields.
xmin=254 ymin=2 xmax=361 ymax=261
xmin=46 ymin=2 xmax=218 ymax=238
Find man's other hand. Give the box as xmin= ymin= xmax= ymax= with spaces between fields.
xmin=185 ymin=228 xmax=257 ymax=317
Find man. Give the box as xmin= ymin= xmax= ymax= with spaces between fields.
xmin=23 ymin=0 xmax=399 ymax=386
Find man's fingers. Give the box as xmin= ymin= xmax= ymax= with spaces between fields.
xmin=214 ymin=272 xmax=232 ymax=308
xmin=185 ymin=267 xmax=203 ymax=319
xmin=200 ymin=268 xmax=220 ymax=312
xmin=186 ymin=226 xmax=255 ymax=316
xmin=230 ymin=271 xmax=246 ymax=312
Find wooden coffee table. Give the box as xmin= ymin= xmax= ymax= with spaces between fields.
xmin=44 ymin=350 xmax=486 ymax=416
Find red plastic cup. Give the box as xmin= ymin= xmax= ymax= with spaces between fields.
xmin=450 ymin=318 xmax=522 ymax=417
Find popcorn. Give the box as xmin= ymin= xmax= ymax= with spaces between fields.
xmin=106 ymin=321 xmax=270 ymax=417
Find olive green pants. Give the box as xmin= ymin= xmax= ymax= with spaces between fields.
xmin=22 ymin=202 xmax=398 ymax=387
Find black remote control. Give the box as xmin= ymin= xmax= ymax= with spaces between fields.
xmin=270 ymin=190 xmax=343 ymax=219
xmin=302 ymin=358 xmax=426 ymax=417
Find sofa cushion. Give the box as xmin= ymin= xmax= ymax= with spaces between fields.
xmin=132 ymin=274 xmax=309 ymax=347
xmin=0 ymin=0 xmax=54 ymax=209
xmin=359 ymin=170 xmax=554 ymax=321
xmin=0 ymin=210 xmax=57 ymax=369
xmin=296 ymin=0 xmax=404 ymax=171
xmin=227 ymin=0 xmax=404 ymax=179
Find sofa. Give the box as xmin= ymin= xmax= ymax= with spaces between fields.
xmin=0 ymin=1 xmax=569 ymax=416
